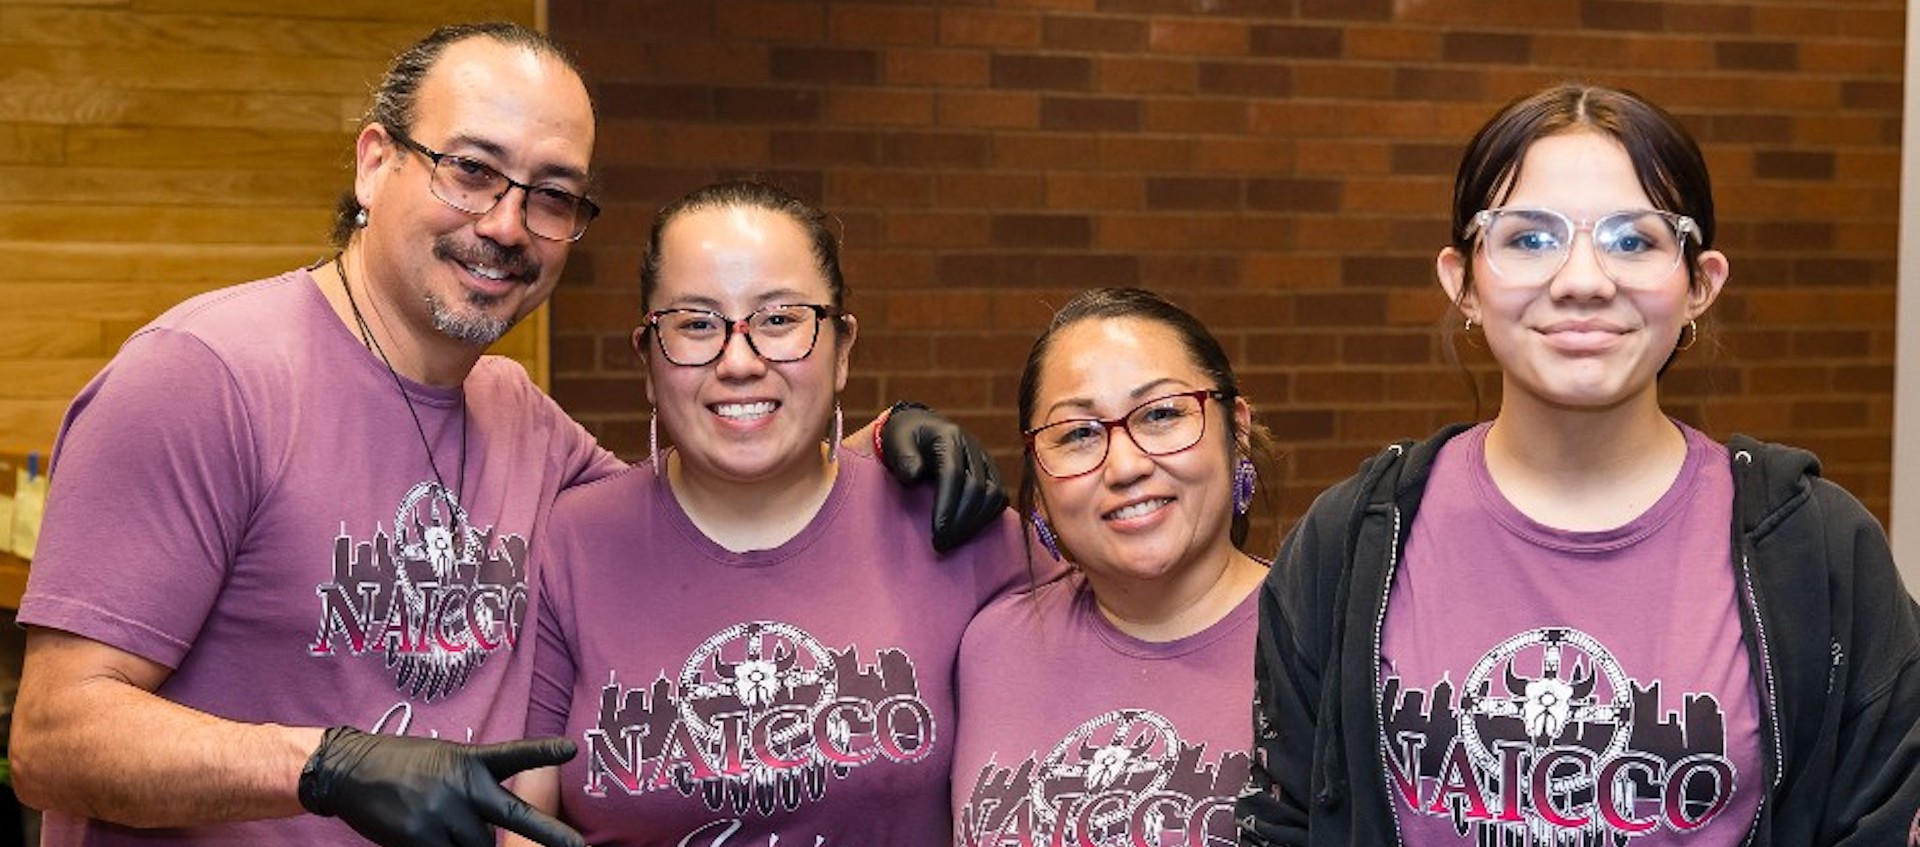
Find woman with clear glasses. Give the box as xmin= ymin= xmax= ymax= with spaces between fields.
xmin=951 ymin=288 xmax=1275 ymax=846
xmin=1238 ymin=84 xmax=1920 ymax=845
xmin=509 ymin=181 xmax=1035 ymax=846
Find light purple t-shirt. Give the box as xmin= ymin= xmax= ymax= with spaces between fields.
xmin=951 ymin=574 xmax=1256 ymax=847
xmin=1379 ymin=422 xmax=1761 ymax=845
xmin=19 ymin=270 xmax=620 ymax=846
xmin=529 ymin=452 xmax=1033 ymax=846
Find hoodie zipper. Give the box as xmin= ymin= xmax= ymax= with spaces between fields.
xmin=1736 ymin=545 xmax=1784 ymax=845
xmin=1732 ymin=449 xmax=1781 ymax=847
xmin=1370 ymin=444 xmax=1408 ymax=847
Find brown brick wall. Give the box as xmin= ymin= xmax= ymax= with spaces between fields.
xmin=548 ymin=0 xmax=1904 ymax=553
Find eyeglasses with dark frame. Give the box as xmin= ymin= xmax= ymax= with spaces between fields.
xmin=387 ymin=129 xmax=601 ymax=243
xmin=644 ymin=304 xmax=844 ymax=367
xmin=1465 ymin=207 xmax=1700 ymax=288
xmin=1023 ymin=388 xmax=1232 ymax=480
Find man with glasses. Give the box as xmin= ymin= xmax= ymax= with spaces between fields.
xmin=12 ymin=22 xmax=997 ymax=847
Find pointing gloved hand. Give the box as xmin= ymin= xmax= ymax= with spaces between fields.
xmin=298 ymin=726 xmax=584 ymax=847
xmin=877 ymin=402 xmax=1007 ymax=553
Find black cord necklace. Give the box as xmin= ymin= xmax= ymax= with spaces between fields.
xmin=333 ymin=255 xmax=468 ymax=502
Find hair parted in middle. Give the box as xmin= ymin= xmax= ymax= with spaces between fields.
xmin=638 ymin=180 xmax=849 ymax=315
xmin=1449 ymin=82 xmax=1717 ymax=297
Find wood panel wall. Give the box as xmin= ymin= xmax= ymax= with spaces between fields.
xmin=0 ymin=0 xmax=542 ymax=455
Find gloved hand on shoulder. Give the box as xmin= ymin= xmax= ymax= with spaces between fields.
xmin=877 ymin=402 xmax=1007 ymax=553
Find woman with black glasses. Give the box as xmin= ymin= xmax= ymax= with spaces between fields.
xmin=950 ymin=287 xmax=1275 ymax=846
xmin=1238 ymin=83 xmax=1920 ymax=846
xmin=510 ymin=181 xmax=1034 ymax=846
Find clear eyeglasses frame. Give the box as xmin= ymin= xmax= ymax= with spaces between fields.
xmin=644 ymin=304 xmax=843 ymax=367
xmin=1465 ymin=207 xmax=1701 ymax=287
xmin=388 ymin=129 xmax=600 ymax=243
xmin=1022 ymin=388 xmax=1232 ymax=480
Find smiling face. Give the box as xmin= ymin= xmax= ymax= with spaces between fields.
xmin=1439 ymin=130 xmax=1728 ymax=415
xmin=641 ymin=205 xmax=855 ymax=489
xmin=1028 ymin=317 xmax=1248 ymax=587
xmin=353 ymin=37 xmax=594 ymax=348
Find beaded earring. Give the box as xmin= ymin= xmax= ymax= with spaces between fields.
xmin=1233 ymin=454 xmax=1257 ymax=516
xmin=1031 ymin=510 xmax=1062 ymax=561
xmin=648 ymin=411 xmax=660 ymax=469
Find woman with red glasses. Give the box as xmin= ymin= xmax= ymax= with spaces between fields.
xmin=950 ymin=287 xmax=1277 ymax=846
xmin=1238 ymin=83 xmax=1920 ymax=846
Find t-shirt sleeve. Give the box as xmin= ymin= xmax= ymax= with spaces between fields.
xmin=472 ymin=356 xmax=622 ymax=493
xmin=18 ymin=329 xmax=258 ymax=669
xmin=519 ymin=364 xmax=622 ymax=489
xmin=527 ymin=520 xmax=579 ymax=738
xmin=557 ymin=419 xmax=622 ymax=488
xmin=965 ymin=509 xmax=1052 ymax=610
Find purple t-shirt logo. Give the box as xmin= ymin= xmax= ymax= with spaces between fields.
xmin=308 ymin=479 xmax=531 ymax=700
xmin=582 ymin=620 xmax=936 ymax=815
xmin=956 ymin=707 xmax=1244 ymax=846
xmin=1383 ymin=627 xmax=1739 ymax=841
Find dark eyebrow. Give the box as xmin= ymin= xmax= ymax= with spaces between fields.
xmin=1041 ymin=377 xmax=1196 ymax=421
xmin=1129 ymin=377 xmax=1189 ymax=400
xmin=753 ymin=289 xmax=816 ymax=306
xmin=657 ymin=289 xmax=816 ymax=315
xmin=442 ymin=132 xmax=591 ymax=187
xmin=659 ymin=297 xmax=725 ymax=312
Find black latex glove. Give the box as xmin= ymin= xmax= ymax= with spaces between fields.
xmin=298 ymin=726 xmax=583 ymax=847
xmin=878 ymin=402 xmax=1007 ymax=552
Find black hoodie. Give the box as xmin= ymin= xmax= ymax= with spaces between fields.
xmin=1237 ymin=425 xmax=1920 ymax=846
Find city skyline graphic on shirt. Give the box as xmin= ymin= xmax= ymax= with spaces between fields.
xmin=957 ymin=707 xmax=1247 ymax=847
xmin=1381 ymin=627 xmax=1738 ymax=845
xmin=580 ymin=620 xmax=935 ymax=817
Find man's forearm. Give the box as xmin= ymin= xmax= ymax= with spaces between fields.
xmin=13 ymin=634 xmax=322 ymax=828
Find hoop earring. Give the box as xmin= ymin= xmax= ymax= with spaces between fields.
xmin=1031 ymin=510 xmax=1062 ymax=561
xmin=1675 ymin=319 xmax=1698 ymax=351
xmin=1233 ymin=455 xmax=1257 ymax=516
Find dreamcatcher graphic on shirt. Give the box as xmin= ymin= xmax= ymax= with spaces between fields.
xmin=1458 ymin=627 xmax=1633 ymax=842
xmin=676 ymin=621 xmax=838 ymax=814
xmin=1030 ymin=709 xmax=1183 ymax=845
xmin=386 ymin=480 xmax=488 ymax=700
